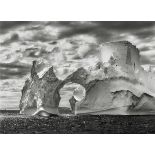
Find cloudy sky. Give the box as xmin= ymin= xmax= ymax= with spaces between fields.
xmin=0 ymin=21 xmax=155 ymax=109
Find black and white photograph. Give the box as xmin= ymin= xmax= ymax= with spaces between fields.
xmin=1 ymin=1 xmax=155 ymax=155
xmin=1 ymin=21 xmax=155 ymax=134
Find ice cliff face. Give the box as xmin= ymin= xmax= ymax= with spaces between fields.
xmin=19 ymin=61 xmax=61 ymax=115
xmin=75 ymin=78 xmax=155 ymax=115
xmin=19 ymin=41 xmax=155 ymax=116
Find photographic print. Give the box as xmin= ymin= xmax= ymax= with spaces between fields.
xmin=0 ymin=21 xmax=155 ymax=134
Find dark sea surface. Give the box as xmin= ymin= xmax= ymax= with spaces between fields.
xmin=1 ymin=110 xmax=155 ymax=134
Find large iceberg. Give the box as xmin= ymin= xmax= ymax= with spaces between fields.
xmin=19 ymin=41 xmax=155 ymax=116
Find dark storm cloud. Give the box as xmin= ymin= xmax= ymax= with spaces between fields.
xmin=0 ymin=21 xmax=31 ymax=34
xmin=49 ymin=21 xmax=155 ymax=30
xmin=1 ymin=33 xmax=19 ymax=45
xmin=26 ymin=24 xmax=44 ymax=31
xmin=1 ymin=21 xmax=155 ymax=40
xmin=30 ymin=31 xmax=55 ymax=42
xmin=54 ymin=21 xmax=155 ymax=41
xmin=1 ymin=21 xmax=154 ymax=44
xmin=133 ymin=30 xmax=154 ymax=39
xmin=72 ymin=55 xmax=82 ymax=60
xmin=95 ymin=21 xmax=155 ymax=31
xmin=139 ymin=46 xmax=151 ymax=52
xmin=0 ymin=63 xmax=31 ymax=79
xmin=140 ymin=56 xmax=155 ymax=65
xmin=57 ymin=21 xmax=112 ymax=41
